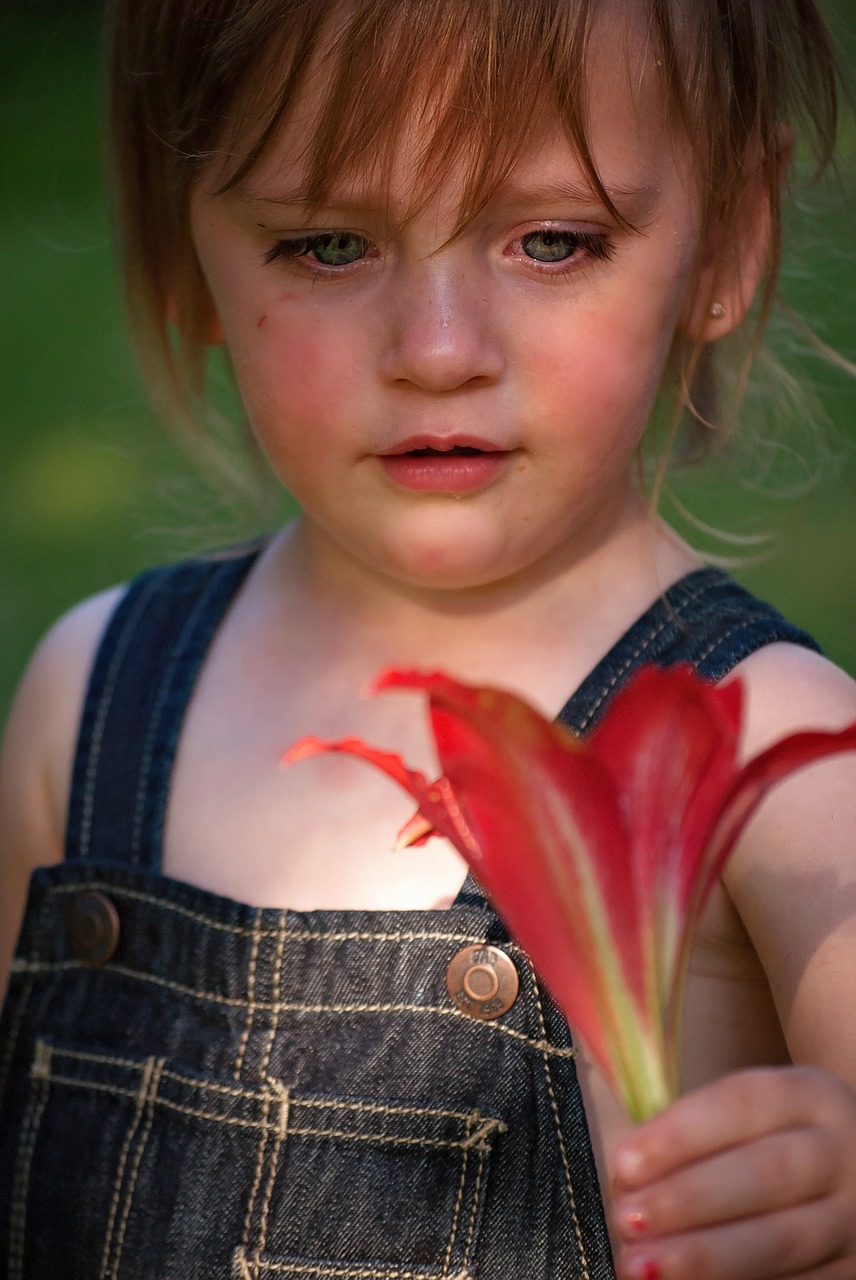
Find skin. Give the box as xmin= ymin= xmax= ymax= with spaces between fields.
xmin=2 ymin=13 xmax=856 ymax=1280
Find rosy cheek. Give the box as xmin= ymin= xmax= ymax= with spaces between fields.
xmin=240 ymin=315 xmax=357 ymax=429
xmin=539 ymin=307 xmax=667 ymax=417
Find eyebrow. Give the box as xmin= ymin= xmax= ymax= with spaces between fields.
xmin=233 ymin=176 xmax=659 ymax=222
xmin=493 ymin=177 xmax=657 ymax=209
xmin=234 ymin=186 xmax=389 ymax=217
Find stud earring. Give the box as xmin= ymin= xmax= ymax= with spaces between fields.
xmin=709 ymin=302 xmax=726 ymax=319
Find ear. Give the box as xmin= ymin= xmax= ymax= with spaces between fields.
xmin=679 ymin=186 xmax=771 ymax=343
xmin=680 ymin=128 xmax=791 ymax=344
xmin=166 ymin=273 xmax=226 ymax=346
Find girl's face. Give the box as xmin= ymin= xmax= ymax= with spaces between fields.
xmin=190 ymin=28 xmax=707 ymax=597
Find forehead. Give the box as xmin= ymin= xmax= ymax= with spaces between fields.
xmin=214 ymin=0 xmax=682 ymax=220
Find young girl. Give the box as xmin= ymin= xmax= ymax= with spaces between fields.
xmin=2 ymin=0 xmax=856 ymax=1277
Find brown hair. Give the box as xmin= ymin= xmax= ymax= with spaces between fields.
xmin=104 ymin=0 xmax=846 ymax=466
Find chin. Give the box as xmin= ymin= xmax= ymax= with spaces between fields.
xmin=369 ymin=537 xmax=539 ymax=596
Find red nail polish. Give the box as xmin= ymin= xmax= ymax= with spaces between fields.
xmin=626 ymin=1210 xmax=648 ymax=1236
xmin=639 ymin=1259 xmax=660 ymax=1280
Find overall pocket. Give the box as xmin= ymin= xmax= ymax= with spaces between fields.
xmin=7 ymin=1039 xmax=504 ymax=1280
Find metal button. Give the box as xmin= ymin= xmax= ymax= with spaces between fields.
xmin=65 ymin=891 xmax=120 ymax=965
xmin=446 ymin=944 xmax=519 ymax=1021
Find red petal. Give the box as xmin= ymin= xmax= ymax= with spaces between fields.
xmin=590 ymin=667 xmax=742 ymax=894
xmin=395 ymin=810 xmax=437 ymax=849
xmin=375 ymin=670 xmax=652 ymax=1074
xmin=692 ymin=719 xmax=856 ymax=918
xmin=283 ymin=735 xmax=475 ymax=852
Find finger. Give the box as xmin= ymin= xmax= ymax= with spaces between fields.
xmin=616 ymin=1197 xmax=852 ymax=1280
xmin=613 ymin=1067 xmax=849 ymax=1190
xmin=781 ymin=1259 xmax=856 ymax=1280
xmin=614 ymin=1125 xmax=836 ymax=1242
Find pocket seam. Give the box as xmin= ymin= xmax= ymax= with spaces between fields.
xmin=28 ymin=1039 xmax=504 ymax=1276
xmin=100 ymin=1056 xmax=165 ymax=1280
xmin=40 ymin=1044 xmax=504 ymax=1150
xmin=232 ymin=1247 xmax=474 ymax=1279
xmin=7 ymin=1041 xmax=52 ymax=1280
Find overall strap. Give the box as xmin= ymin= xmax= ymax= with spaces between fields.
xmin=65 ymin=545 xmax=263 ymax=870
xmin=457 ymin=568 xmax=822 ymax=910
xmin=556 ymin=566 xmax=821 ymax=736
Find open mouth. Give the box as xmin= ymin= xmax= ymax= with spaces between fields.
xmin=379 ymin=439 xmax=512 ymax=493
xmin=404 ymin=445 xmax=489 ymax=457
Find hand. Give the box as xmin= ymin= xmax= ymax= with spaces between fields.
xmin=611 ymin=1066 xmax=856 ymax=1280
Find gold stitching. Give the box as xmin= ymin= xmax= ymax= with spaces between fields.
xmin=260 ymin=916 xmax=287 ymax=1082
xmin=256 ymin=1082 xmax=290 ymax=1259
xmin=442 ymin=1115 xmax=470 ymax=1275
xmin=53 ymin=1046 xmax=142 ymax=1071
xmin=251 ymin=913 xmax=288 ymax=1269
xmin=246 ymin=1259 xmax=472 ymax=1279
xmin=7 ymin=1043 xmax=52 ymax=1280
xmin=34 ymin=1052 xmax=490 ymax=1124
xmin=576 ymin=576 xmax=708 ymax=733
xmin=49 ymin=884 xmax=504 ymax=945
xmin=283 ymin=1127 xmax=480 ymax=1150
xmin=241 ymin=1090 xmax=272 ymax=1255
xmin=46 ymin=1074 xmax=138 ymax=1100
xmin=530 ymin=977 xmax=591 ymax=1280
xmin=232 ymin=1247 xmax=254 ymax=1280
xmin=234 ymin=909 xmax=263 ymax=1080
xmin=294 ymin=1098 xmax=479 ymax=1123
xmin=30 ymin=1040 xmax=52 ymax=1082
xmin=129 ymin=574 xmax=225 ymax=861
xmin=107 ymin=1058 xmax=165 ymax=1280
xmin=0 ymin=897 xmax=53 ymax=1108
xmin=694 ymin=615 xmax=766 ymax=670
xmin=39 ymin=1076 xmax=490 ymax=1145
xmin=79 ymin=577 xmax=162 ymax=859
xmin=11 ymin=962 xmax=575 ymax=1058
xmin=461 ymin=1146 xmax=485 ymax=1270
xmin=461 ymin=1117 xmax=504 ymax=1151
xmin=99 ymin=1056 xmax=157 ymax=1279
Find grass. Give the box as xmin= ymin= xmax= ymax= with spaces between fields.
xmin=2 ymin=1 xmax=856 ymax=723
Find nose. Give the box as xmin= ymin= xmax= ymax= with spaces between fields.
xmin=379 ymin=258 xmax=504 ymax=393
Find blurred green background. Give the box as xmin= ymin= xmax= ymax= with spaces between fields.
xmin=2 ymin=0 xmax=856 ymax=722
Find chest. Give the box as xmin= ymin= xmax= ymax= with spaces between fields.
xmin=162 ymin=675 xmax=789 ymax=1221
xmin=162 ymin=660 xmax=474 ymax=910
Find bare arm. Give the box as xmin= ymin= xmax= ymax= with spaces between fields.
xmin=725 ymin=643 xmax=856 ymax=1085
xmin=0 ymin=589 xmax=123 ymax=998
xmin=611 ymin=643 xmax=856 ymax=1280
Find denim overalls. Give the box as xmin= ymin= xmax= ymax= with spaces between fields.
xmin=0 ymin=548 xmax=819 ymax=1280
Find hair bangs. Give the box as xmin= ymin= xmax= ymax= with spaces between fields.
xmin=216 ymin=0 xmax=637 ymax=235
xmin=106 ymin=0 xmax=848 ymax=464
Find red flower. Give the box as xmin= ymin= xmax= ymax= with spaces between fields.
xmin=284 ymin=665 xmax=856 ymax=1120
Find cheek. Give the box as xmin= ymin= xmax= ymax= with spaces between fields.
xmin=521 ymin=303 xmax=672 ymax=437
xmin=230 ymin=305 xmax=362 ymax=434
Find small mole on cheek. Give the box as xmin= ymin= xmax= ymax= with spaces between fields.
xmin=257 ymin=314 xmax=267 ymax=329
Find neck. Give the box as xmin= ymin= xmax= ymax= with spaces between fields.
xmin=256 ymin=496 xmax=700 ymax=693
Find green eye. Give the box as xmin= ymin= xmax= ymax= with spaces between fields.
xmin=308 ymin=232 xmax=369 ymax=266
xmin=521 ymin=230 xmax=579 ymax=263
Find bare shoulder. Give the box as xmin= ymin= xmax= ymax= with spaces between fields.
xmin=721 ymin=642 xmax=856 ymax=1080
xmin=732 ymin=640 xmax=856 ymax=747
xmin=0 ymin=587 xmax=125 ymax=993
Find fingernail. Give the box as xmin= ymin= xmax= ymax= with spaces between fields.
xmin=624 ymin=1209 xmax=649 ymax=1237
xmin=630 ymin=1259 xmax=660 ymax=1280
xmin=615 ymin=1145 xmax=645 ymax=1183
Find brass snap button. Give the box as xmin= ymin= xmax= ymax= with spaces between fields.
xmin=446 ymin=944 xmax=519 ymax=1021
xmin=65 ymin=891 xmax=120 ymax=966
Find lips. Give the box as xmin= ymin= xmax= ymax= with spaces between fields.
xmin=382 ymin=434 xmax=507 ymax=456
xmin=378 ymin=436 xmax=514 ymax=493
